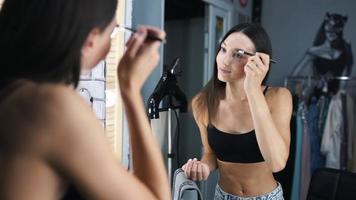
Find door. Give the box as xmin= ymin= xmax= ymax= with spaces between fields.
xmin=203 ymin=0 xmax=233 ymax=85
xmin=201 ymin=1 xmax=233 ymax=198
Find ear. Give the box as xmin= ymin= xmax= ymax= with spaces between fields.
xmin=81 ymin=28 xmax=101 ymax=59
xmin=325 ymin=12 xmax=331 ymax=20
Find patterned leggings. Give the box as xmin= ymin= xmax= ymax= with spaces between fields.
xmin=214 ymin=183 xmax=284 ymax=200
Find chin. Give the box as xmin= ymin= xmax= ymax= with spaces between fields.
xmin=217 ymin=75 xmax=229 ymax=83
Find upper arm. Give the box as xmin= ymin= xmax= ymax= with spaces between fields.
xmin=42 ymin=87 xmax=157 ymax=200
xmin=269 ymin=87 xmax=293 ymax=146
xmin=191 ymin=96 xmax=216 ymax=163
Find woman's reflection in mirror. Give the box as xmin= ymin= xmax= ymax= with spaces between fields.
xmin=182 ymin=23 xmax=292 ymax=200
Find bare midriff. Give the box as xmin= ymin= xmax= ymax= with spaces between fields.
xmin=217 ymin=159 xmax=278 ymax=197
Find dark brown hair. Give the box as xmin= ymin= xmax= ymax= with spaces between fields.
xmin=0 ymin=0 xmax=117 ymax=89
xmin=193 ymin=23 xmax=272 ymax=123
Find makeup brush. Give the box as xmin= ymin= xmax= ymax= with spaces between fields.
xmin=236 ymin=49 xmax=277 ymax=63
xmin=112 ymin=24 xmax=166 ymax=43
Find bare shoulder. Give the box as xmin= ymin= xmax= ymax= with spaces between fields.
xmin=0 ymin=82 xmax=99 ymax=152
xmin=266 ymin=86 xmax=292 ymax=97
xmin=15 ymin=83 xmax=93 ymax=128
xmin=32 ymin=83 xmax=102 ymax=137
xmin=266 ymin=87 xmax=293 ymax=109
xmin=191 ymin=93 xmax=202 ymax=112
xmin=191 ymin=92 xmax=208 ymax=127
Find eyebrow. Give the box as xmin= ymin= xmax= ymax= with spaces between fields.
xmin=221 ymin=42 xmax=251 ymax=53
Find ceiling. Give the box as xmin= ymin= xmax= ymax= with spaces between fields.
xmin=165 ymin=0 xmax=205 ymax=20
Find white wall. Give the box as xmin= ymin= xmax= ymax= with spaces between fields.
xmin=262 ymin=0 xmax=356 ymax=86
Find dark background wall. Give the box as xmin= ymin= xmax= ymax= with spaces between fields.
xmin=262 ymin=0 xmax=356 ymax=86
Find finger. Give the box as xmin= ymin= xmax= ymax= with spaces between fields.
xmin=248 ymin=56 xmax=261 ymax=68
xmin=250 ymin=58 xmax=265 ymax=74
xmin=197 ymin=162 xmax=203 ymax=180
xmin=136 ymin=39 xmax=161 ymax=58
xmin=256 ymin=52 xmax=270 ymax=70
xmin=185 ymin=159 xmax=193 ymax=177
xmin=191 ymin=161 xmax=198 ymax=180
xmin=182 ymin=163 xmax=186 ymax=171
xmin=125 ymin=27 xmax=147 ymax=58
xmin=257 ymin=52 xmax=270 ymax=64
xmin=244 ymin=64 xmax=254 ymax=74
xmin=245 ymin=63 xmax=255 ymax=71
xmin=138 ymin=25 xmax=166 ymax=40
xmin=245 ymin=56 xmax=257 ymax=70
xmin=125 ymin=34 xmax=135 ymax=48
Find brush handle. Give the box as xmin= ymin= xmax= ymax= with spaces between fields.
xmin=121 ymin=26 xmax=165 ymax=43
xmin=243 ymin=50 xmax=277 ymax=63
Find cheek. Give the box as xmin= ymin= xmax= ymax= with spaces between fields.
xmin=232 ymin=62 xmax=246 ymax=74
xmin=216 ymin=53 xmax=223 ymax=65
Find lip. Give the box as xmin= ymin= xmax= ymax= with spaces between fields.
xmin=218 ymin=67 xmax=231 ymax=74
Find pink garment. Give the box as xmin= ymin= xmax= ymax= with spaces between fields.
xmin=300 ymin=112 xmax=311 ymax=200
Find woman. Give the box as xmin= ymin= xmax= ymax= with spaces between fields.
xmin=0 ymin=0 xmax=170 ymax=199
xmin=182 ymin=23 xmax=292 ymax=199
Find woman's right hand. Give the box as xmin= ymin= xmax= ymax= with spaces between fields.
xmin=117 ymin=26 xmax=166 ymax=92
xmin=182 ymin=158 xmax=210 ymax=181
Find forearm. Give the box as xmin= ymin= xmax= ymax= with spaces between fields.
xmin=246 ymin=90 xmax=289 ymax=172
xmin=120 ymin=88 xmax=170 ymax=199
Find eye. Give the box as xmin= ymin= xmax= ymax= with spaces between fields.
xmin=219 ymin=46 xmax=227 ymax=53
xmin=233 ymin=51 xmax=244 ymax=59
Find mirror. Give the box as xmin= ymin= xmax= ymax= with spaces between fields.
xmin=163 ymin=0 xmax=356 ymax=200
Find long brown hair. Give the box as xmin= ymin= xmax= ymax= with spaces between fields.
xmin=193 ymin=23 xmax=272 ymax=123
xmin=0 ymin=0 xmax=117 ymax=89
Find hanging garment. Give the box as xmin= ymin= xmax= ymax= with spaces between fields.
xmin=301 ymin=102 xmax=311 ymax=200
xmin=291 ymin=101 xmax=306 ymax=200
xmin=308 ymin=97 xmax=324 ymax=174
xmin=340 ymin=92 xmax=348 ymax=170
xmin=345 ymin=93 xmax=356 ymax=172
xmin=321 ymin=91 xmax=343 ymax=169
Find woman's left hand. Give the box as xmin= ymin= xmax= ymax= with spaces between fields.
xmin=243 ymin=52 xmax=270 ymax=93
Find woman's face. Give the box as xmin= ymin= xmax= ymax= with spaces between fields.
xmin=81 ymin=19 xmax=117 ymax=71
xmin=216 ymin=32 xmax=255 ymax=83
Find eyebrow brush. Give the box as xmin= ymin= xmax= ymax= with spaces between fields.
xmin=117 ymin=25 xmax=166 ymax=43
xmin=237 ymin=49 xmax=277 ymax=63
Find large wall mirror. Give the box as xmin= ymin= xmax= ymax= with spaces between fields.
xmin=163 ymin=0 xmax=356 ymax=199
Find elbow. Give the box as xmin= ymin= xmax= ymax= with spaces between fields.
xmin=154 ymin=190 xmax=171 ymax=200
xmin=271 ymin=161 xmax=286 ymax=173
xmin=269 ymin=155 xmax=288 ymax=173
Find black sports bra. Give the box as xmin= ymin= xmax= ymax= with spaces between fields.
xmin=207 ymin=86 xmax=269 ymax=163
xmin=207 ymin=126 xmax=264 ymax=163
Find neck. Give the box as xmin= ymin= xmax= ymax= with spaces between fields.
xmin=225 ymin=80 xmax=246 ymax=101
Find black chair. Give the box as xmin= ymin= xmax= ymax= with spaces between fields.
xmin=307 ymin=168 xmax=356 ymax=200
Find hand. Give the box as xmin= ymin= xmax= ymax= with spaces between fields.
xmin=118 ymin=26 xmax=166 ymax=92
xmin=243 ymin=52 xmax=270 ymax=93
xmin=182 ymin=158 xmax=210 ymax=181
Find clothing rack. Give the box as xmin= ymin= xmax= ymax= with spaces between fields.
xmin=284 ymin=76 xmax=356 ymax=87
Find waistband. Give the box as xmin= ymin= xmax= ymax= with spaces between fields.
xmin=215 ymin=182 xmax=283 ymax=200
